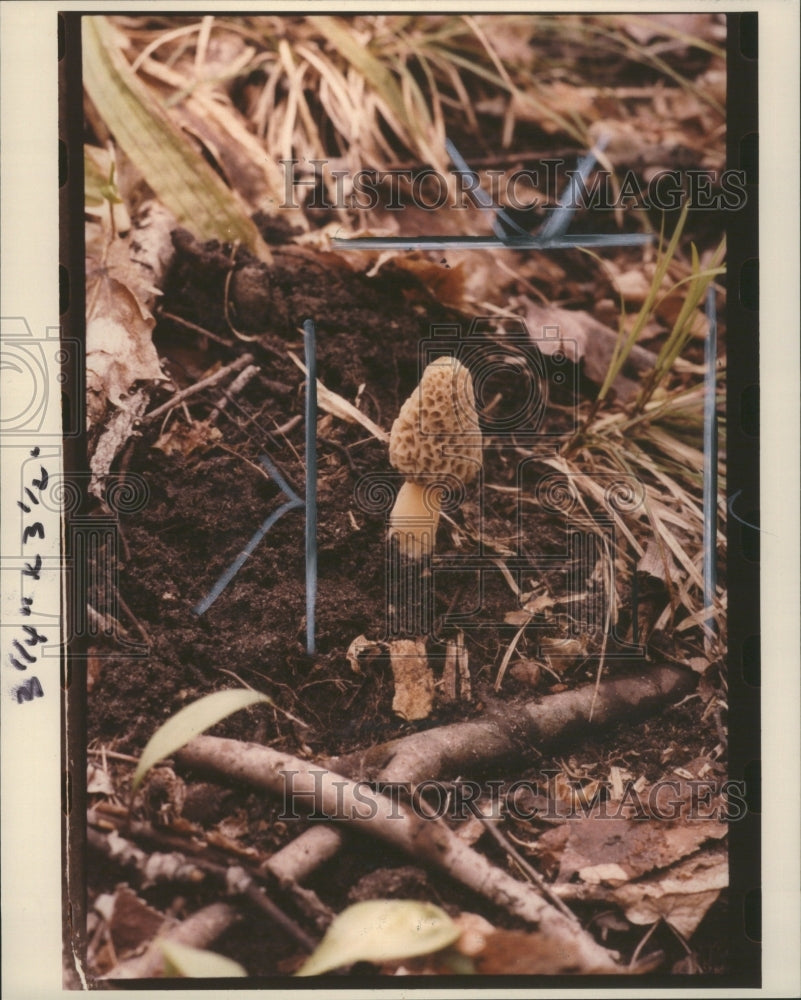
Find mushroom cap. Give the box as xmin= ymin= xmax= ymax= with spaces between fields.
xmin=389 ymin=356 xmax=482 ymax=485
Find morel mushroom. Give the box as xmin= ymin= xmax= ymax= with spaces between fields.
xmin=388 ymin=356 xmax=482 ymax=559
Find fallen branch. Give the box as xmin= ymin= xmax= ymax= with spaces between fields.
xmin=175 ymin=737 xmax=624 ymax=972
xmin=204 ymin=663 xmax=697 ymax=941
xmin=88 ymin=806 xmax=331 ymax=940
xmin=328 ymin=663 xmax=697 ymax=784
xmin=249 ymin=661 xmax=697 ymax=925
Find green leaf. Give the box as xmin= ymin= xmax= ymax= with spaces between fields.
xmin=296 ymin=899 xmax=460 ymax=976
xmin=82 ymin=16 xmax=270 ymax=260
xmin=131 ymin=689 xmax=271 ymax=796
xmin=85 ymin=148 xmax=115 ymax=207
xmin=159 ymin=939 xmax=247 ymax=978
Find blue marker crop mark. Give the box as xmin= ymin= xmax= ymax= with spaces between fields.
xmin=703 ymin=286 xmax=719 ymax=630
xmin=192 ymin=319 xmax=319 ymax=639
xmin=445 ymin=137 xmax=529 ymax=243
xmin=191 ymin=488 xmax=302 ymax=617
xmin=303 ymin=318 xmax=318 ymax=655
xmin=330 ymin=232 xmax=654 ymax=252
xmin=537 ymin=134 xmax=609 ymax=241
xmin=333 ymin=135 xmax=651 ymax=254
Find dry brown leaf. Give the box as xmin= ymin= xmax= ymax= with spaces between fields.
xmin=86 ymin=237 xmax=166 ymax=429
xmin=87 ymin=762 xmax=116 ymax=797
xmin=388 ymin=638 xmax=434 ymax=721
xmin=153 ymin=418 xmax=222 ymax=458
xmin=515 ymin=297 xmax=658 ymax=400
xmin=473 ymin=928 xmax=627 ymax=975
xmin=503 ymin=609 xmax=533 ymax=627
xmin=565 ymin=815 xmax=727 ymax=885
xmin=638 ymin=538 xmax=681 ymax=584
xmin=620 ymin=13 xmax=726 ymax=46
xmin=607 ymin=846 xmax=727 ymax=938
xmin=382 ymin=254 xmax=467 ymax=310
xmin=508 ymin=659 xmax=542 ymax=688
xmin=106 ymin=887 xmax=168 ymax=959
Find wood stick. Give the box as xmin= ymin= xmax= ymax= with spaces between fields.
xmin=144 ymin=353 xmax=254 ymax=423
xmin=328 ymin=663 xmax=697 ymax=784
xmin=255 ymin=663 xmax=696 ymax=910
xmin=175 ymin=737 xmax=623 ymax=972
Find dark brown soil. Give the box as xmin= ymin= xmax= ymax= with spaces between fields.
xmin=86 ymin=220 xmax=728 ymax=980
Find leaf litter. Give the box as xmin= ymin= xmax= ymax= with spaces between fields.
xmin=81 ymin=11 xmax=733 ymax=979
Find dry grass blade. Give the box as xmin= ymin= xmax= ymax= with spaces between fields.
xmin=310 ymin=16 xmax=417 ymax=153
xmin=83 ymin=16 xmax=272 ymax=261
xmin=494 ymin=617 xmax=532 ymax=692
xmin=137 ymin=52 xmax=305 ymax=229
xmin=288 ymin=351 xmax=389 ymax=443
xmin=582 ymin=16 xmax=726 ymax=114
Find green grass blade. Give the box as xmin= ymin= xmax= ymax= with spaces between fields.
xmin=131 ymin=688 xmax=271 ymax=796
xmin=595 ymin=201 xmax=690 ymax=407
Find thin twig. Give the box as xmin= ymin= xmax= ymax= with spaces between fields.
xmin=88 ymin=748 xmax=141 ymax=764
xmin=470 ymin=809 xmax=579 ymax=923
xmin=207 ymin=364 xmax=260 ymax=424
xmin=115 ymin=587 xmax=152 ymax=646
xmin=159 ymin=310 xmax=237 ymax=349
xmin=88 ymin=810 xmax=322 ymax=952
xmin=144 ymin=354 xmax=254 ymax=423
xmin=273 ymin=413 xmax=303 ymax=437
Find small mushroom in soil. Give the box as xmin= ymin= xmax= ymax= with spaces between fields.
xmin=384 ymin=356 xmax=482 ymax=721
xmin=388 ymin=355 xmax=483 ymax=560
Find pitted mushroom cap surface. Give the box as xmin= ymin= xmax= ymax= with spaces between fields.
xmin=389 ymin=356 xmax=482 ymax=485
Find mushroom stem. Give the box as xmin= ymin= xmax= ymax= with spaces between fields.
xmin=388 ymin=479 xmax=440 ymax=560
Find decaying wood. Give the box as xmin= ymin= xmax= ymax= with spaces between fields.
xmin=88 ymin=807 xmax=328 ymax=947
xmin=328 ymin=663 xmax=697 ymax=784
xmin=176 ymin=737 xmax=624 ymax=972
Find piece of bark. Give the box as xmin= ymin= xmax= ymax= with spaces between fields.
xmin=517 ymin=298 xmax=660 ymax=401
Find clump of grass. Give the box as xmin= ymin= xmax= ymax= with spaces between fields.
xmin=551 ymin=207 xmax=726 ymax=644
